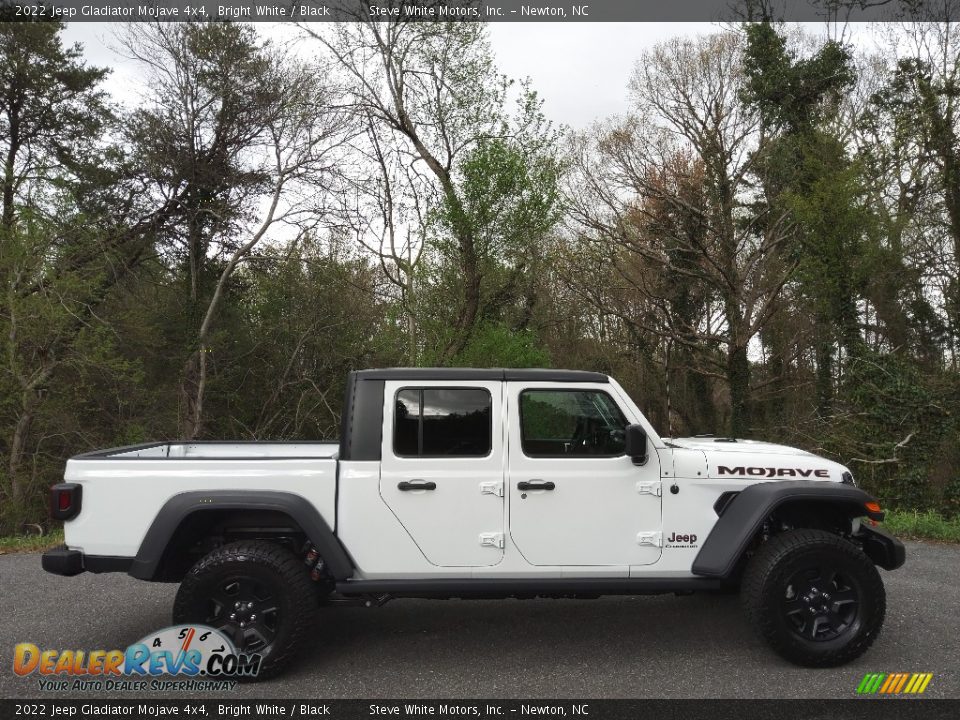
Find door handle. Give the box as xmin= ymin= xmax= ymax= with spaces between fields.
xmin=517 ymin=480 xmax=555 ymax=491
xmin=398 ymin=480 xmax=437 ymax=491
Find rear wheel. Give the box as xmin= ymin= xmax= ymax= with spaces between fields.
xmin=173 ymin=541 xmax=318 ymax=680
xmin=741 ymin=529 xmax=885 ymax=667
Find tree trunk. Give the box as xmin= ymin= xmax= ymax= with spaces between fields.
xmin=179 ymin=349 xmax=203 ymax=440
xmin=765 ymin=321 xmax=787 ymax=403
xmin=444 ymin=252 xmax=481 ymax=359
xmin=726 ymin=341 xmax=751 ymax=438
xmin=940 ymin=141 xmax=960 ymax=349
xmin=815 ymin=320 xmax=834 ymax=418
xmin=405 ymin=270 xmax=418 ymax=365
xmin=689 ymin=368 xmax=717 ymax=435
xmin=7 ymin=400 xmax=33 ymax=507
xmin=439 ymin=187 xmax=482 ymax=361
xmin=6 ymin=356 xmax=54 ymax=508
xmin=2 ymin=109 xmax=19 ymax=229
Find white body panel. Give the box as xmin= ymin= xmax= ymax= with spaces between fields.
xmin=378 ymin=379 xmax=506 ymax=568
xmin=61 ymin=377 xmax=853 ymax=581
xmin=505 ymin=381 xmax=662 ymax=568
xmin=63 ymin=443 xmax=338 ymax=557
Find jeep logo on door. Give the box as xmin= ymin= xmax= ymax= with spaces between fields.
xmin=718 ymin=466 xmax=830 ymax=478
xmin=666 ymin=532 xmax=698 ymax=547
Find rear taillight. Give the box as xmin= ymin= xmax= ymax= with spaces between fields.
xmin=50 ymin=484 xmax=82 ymax=521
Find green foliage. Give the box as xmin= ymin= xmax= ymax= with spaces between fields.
xmin=882 ymin=511 xmax=960 ymax=543
xmin=0 ymin=21 xmax=119 ymax=533
xmin=742 ymin=22 xmax=869 ymax=415
xmin=0 ymin=16 xmax=111 ymax=191
xmin=1 ymin=21 xmax=959 ymax=534
xmin=203 ymin=239 xmax=399 ymax=440
xmin=783 ymin=142 xmax=873 ymax=346
xmin=0 ymin=528 xmax=64 ymax=555
xmin=440 ymin=136 xmax=561 ymax=261
xmin=825 ymin=352 xmax=957 ymax=510
xmin=418 ymin=130 xmax=561 ymax=362
xmin=741 ymin=22 xmax=855 ymax=133
xmin=448 ymin=324 xmax=550 ymax=369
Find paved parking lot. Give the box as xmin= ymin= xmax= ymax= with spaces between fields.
xmin=0 ymin=540 xmax=956 ymax=699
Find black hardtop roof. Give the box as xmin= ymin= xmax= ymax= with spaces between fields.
xmin=354 ymin=368 xmax=609 ymax=383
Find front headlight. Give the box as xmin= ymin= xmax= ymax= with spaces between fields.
xmin=841 ymin=471 xmax=857 ymax=487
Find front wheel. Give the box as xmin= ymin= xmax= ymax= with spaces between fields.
xmin=173 ymin=541 xmax=318 ymax=680
xmin=741 ymin=529 xmax=885 ymax=667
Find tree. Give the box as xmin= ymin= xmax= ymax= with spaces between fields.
xmin=849 ymin=53 xmax=944 ymax=363
xmin=306 ymin=13 xmax=559 ymax=361
xmin=205 ymin=234 xmax=398 ymax=441
xmin=123 ymin=23 xmax=350 ymax=439
xmin=0 ymin=17 xmax=115 ymax=525
xmin=865 ymin=22 xmax=960 ymax=364
xmin=343 ymin=117 xmax=429 ymax=364
xmin=740 ymin=22 xmax=867 ymax=416
xmin=0 ymin=17 xmax=186 ymax=529
xmin=566 ymin=32 xmax=793 ymax=436
xmin=421 ymin=134 xmax=561 ymax=365
xmin=0 ymin=16 xmax=109 ymax=229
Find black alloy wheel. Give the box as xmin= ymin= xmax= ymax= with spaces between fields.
xmin=207 ymin=576 xmax=281 ymax=654
xmin=781 ymin=565 xmax=860 ymax=641
xmin=173 ymin=541 xmax=319 ymax=680
xmin=741 ymin=528 xmax=886 ymax=667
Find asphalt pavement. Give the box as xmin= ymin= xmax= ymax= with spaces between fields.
xmin=0 ymin=541 xmax=956 ymax=699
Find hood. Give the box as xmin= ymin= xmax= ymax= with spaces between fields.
xmin=666 ymin=437 xmax=817 ymax=457
xmin=665 ymin=437 xmax=849 ymax=482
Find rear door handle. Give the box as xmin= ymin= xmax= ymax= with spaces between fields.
xmin=517 ymin=480 xmax=555 ymax=491
xmin=398 ymin=480 xmax=437 ymax=491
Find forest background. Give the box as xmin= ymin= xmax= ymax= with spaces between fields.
xmin=2 ymin=10 xmax=959 ymax=534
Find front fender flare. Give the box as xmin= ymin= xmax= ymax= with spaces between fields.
xmin=691 ymin=481 xmax=884 ymax=578
xmin=128 ymin=490 xmax=354 ymax=581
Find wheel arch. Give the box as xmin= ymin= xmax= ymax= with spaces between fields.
xmin=692 ymin=481 xmax=883 ymax=579
xmin=129 ymin=491 xmax=354 ymax=582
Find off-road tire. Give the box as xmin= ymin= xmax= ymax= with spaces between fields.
xmin=173 ymin=541 xmax=318 ymax=680
xmin=741 ymin=529 xmax=885 ymax=667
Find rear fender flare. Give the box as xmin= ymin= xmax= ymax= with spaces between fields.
xmin=129 ymin=491 xmax=354 ymax=581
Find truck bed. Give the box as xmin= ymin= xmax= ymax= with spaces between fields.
xmin=77 ymin=441 xmax=339 ymax=459
xmin=64 ymin=441 xmax=340 ymax=559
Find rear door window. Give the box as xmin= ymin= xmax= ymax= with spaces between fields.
xmin=394 ymin=388 xmax=492 ymax=457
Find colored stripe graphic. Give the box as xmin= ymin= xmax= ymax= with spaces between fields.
xmin=857 ymin=673 xmax=932 ymax=695
xmin=879 ymin=674 xmax=897 ymax=693
xmin=856 ymin=673 xmax=879 ymax=694
xmin=857 ymin=673 xmax=886 ymax=694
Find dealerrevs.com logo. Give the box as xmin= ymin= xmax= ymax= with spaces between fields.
xmin=13 ymin=625 xmax=260 ymax=691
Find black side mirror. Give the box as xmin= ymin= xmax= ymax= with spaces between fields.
xmin=625 ymin=424 xmax=648 ymax=465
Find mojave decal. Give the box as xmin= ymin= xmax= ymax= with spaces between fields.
xmin=717 ymin=465 xmax=830 ymax=479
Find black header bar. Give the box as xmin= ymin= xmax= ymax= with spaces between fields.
xmin=2 ymin=0 xmax=958 ymax=23
xmin=0 ymin=699 xmax=959 ymax=720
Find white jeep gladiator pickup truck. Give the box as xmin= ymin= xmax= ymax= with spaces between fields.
xmin=43 ymin=368 xmax=905 ymax=678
